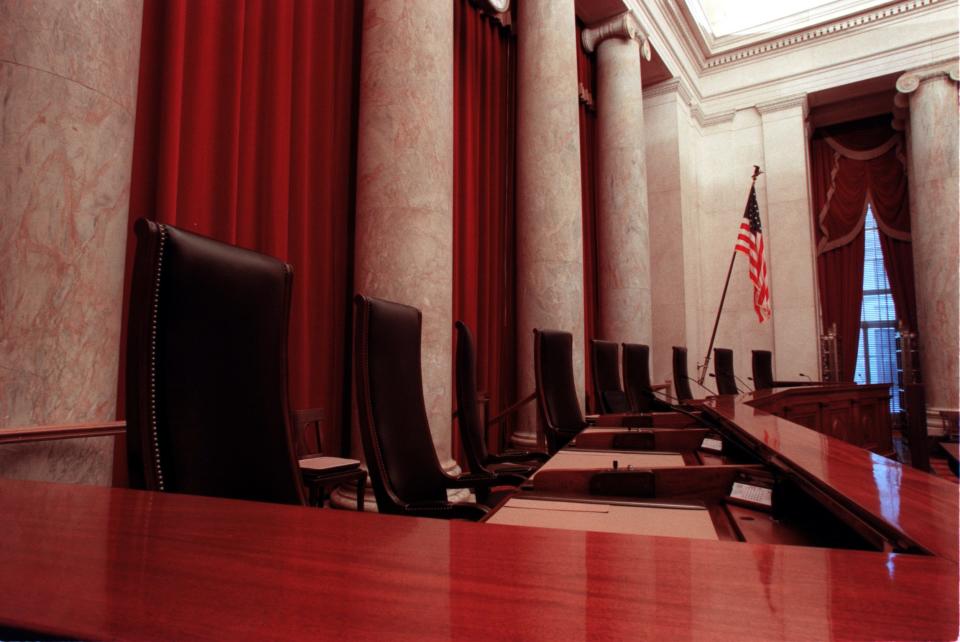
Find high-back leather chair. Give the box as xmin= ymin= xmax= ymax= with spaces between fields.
xmin=354 ymin=295 xmax=495 ymax=519
xmin=672 ymin=346 xmax=694 ymax=402
xmin=752 ymin=350 xmax=774 ymax=390
xmin=126 ymin=219 xmax=305 ymax=505
xmin=455 ymin=321 xmax=546 ymax=478
xmin=622 ymin=343 xmax=674 ymax=412
xmin=713 ymin=348 xmax=739 ymax=395
xmin=590 ymin=339 xmax=630 ymax=413
xmin=534 ymin=329 xmax=588 ymax=453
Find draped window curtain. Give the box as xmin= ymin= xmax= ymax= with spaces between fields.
xmin=576 ymin=22 xmax=600 ymax=413
xmin=811 ymin=117 xmax=917 ymax=381
xmin=453 ymin=0 xmax=518 ymax=461
xmin=119 ymin=0 xmax=362 ymax=466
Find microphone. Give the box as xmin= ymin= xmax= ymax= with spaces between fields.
xmin=735 ymin=374 xmax=754 ymax=392
xmin=798 ymin=372 xmax=812 ymax=382
xmin=708 ymin=372 xmax=751 ymax=393
xmin=654 ymin=388 xmax=680 ymax=404
xmin=688 ymin=375 xmax=716 ymax=396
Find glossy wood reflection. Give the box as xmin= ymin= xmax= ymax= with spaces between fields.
xmin=1 ymin=478 xmax=957 ymax=641
xmin=704 ymin=393 xmax=960 ymax=562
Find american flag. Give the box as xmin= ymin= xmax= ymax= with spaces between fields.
xmin=734 ymin=185 xmax=771 ymax=322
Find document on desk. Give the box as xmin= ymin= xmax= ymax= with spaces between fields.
xmin=535 ymin=449 xmax=685 ymax=475
xmin=487 ymin=497 xmax=719 ymax=540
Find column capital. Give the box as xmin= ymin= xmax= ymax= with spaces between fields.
xmin=896 ymin=61 xmax=959 ymax=94
xmin=582 ymin=12 xmax=650 ymax=61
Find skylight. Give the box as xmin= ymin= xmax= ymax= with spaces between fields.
xmin=684 ymin=0 xmax=889 ymax=38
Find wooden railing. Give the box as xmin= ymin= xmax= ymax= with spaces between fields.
xmin=0 ymin=421 xmax=125 ymax=446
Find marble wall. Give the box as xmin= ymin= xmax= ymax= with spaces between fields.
xmin=645 ymin=84 xmax=691 ymax=386
xmin=646 ymin=97 xmax=826 ymax=393
xmin=0 ymin=0 xmax=144 ymax=484
xmin=758 ymin=100 xmax=820 ymax=382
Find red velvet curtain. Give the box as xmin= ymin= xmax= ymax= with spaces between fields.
xmin=811 ymin=117 xmax=917 ymax=380
xmin=577 ymin=21 xmax=600 ymax=412
xmin=121 ymin=0 xmax=362 ymax=454
xmin=453 ymin=0 xmax=517 ymax=460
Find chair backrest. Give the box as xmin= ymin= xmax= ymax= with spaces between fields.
xmin=751 ymin=350 xmax=775 ymax=390
xmin=590 ymin=339 xmax=629 ymax=413
xmin=672 ymin=346 xmax=694 ymax=402
xmin=455 ymin=320 xmax=490 ymax=473
xmin=290 ymin=408 xmax=325 ymax=457
xmin=353 ymin=295 xmax=450 ymax=513
xmin=534 ymin=329 xmax=587 ymax=453
xmin=713 ymin=348 xmax=739 ymax=395
xmin=125 ymin=219 xmax=304 ymax=505
xmin=622 ymin=342 xmax=655 ymax=412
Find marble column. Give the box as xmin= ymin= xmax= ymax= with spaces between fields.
xmin=583 ymin=13 xmax=652 ymax=347
xmin=896 ymin=63 xmax=960 ymax=435
xmin=513 ymin=0 xmax=585 ymax=448
xmin=332 ymin=0 xmax=459 ymax=508
xmin=0 ymin=0 xmax=144 ymax=484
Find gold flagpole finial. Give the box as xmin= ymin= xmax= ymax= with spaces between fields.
xmin=751 ymin=165 xmax=763 ymax=182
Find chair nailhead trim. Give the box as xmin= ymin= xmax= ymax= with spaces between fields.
xmin=149 ymin=225 xmax=166 ymax=490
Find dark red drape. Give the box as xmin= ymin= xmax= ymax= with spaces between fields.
xmin=577 ymin=21 xmax=600 ymax=412
xmin=121 ymin=0 xmax=362 ymax=457
xmin=811 ymin=117 xmax=917 ymax=380
xmin=453 ymin=0 xmax=517 ymax=461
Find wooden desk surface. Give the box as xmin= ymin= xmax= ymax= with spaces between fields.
xmin=703 ymin=393 xmax=960 ymax=563
xmin=1 ymin=477 xmax=957 ymax=641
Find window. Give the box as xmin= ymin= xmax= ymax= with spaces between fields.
xmin=853 ymin=206 xmax=901 ymax=413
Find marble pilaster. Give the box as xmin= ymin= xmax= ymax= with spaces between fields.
xmin=0 ymin=0 xmax=144 ymax=484
xmin=897 ymin=63 xmax=960 ymax=434
xmin=757 ymin=96 xmax=820 ymax=382
xmin=513 ymin=0 xmax=585 ymax=448
xmin=644 ymin=80 xmax=697 ymax=387
xmin=584 ymin=13 xmax=652 ymax=348
xmin=333 ymin=0 xmax=459 ymax=509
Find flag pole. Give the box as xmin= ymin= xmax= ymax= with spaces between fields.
xmin=697 ymin=166 xmax=762 ymax=385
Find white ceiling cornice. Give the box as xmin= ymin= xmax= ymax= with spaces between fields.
xmin=700 ymin=0 xmax=948 ymax=69
xmin=630 ymin=0 xmax=958 ymax=120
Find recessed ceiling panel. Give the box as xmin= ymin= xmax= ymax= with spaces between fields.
xmin=685 ymin=0 xmax=890 ymax=39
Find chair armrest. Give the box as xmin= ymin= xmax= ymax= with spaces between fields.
xmin=403 ymin=500 xmax=489 ymax=521
xmin=445 ymin=472 xmax=501 ymax=490
xmin=487 ymin=450 xmax=550 ymax=464
xmin=589 ymin=413 xmax=653 ymax=428
xmin=489 ymin=471 xmax=528 ymax=487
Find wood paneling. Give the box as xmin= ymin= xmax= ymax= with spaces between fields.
xmin=748 ymin=384 xmax=892 ymax=453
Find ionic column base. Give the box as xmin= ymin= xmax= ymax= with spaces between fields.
xmin=329 ymin=459 xmax=470 ymax=511
xmin=510 ymin=427 xmax=539 ymax=450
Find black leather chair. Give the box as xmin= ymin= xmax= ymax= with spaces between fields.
xmin=454 ymin=321 xmax=546 ymax=479
xmin=622 ymin=343 xmax=674 ymax=412
xmin=672 ymin=346 xmax=694 ymax=402
xmin=752 ymin=350 xmax=774 ymax=390
xmin=354 ymin=295 xmax=498 ymax=520
xmin=534 ymin=329 xmax=592 ymax=454
xmin=590 ymin=339 xmax=630 ymax=413
xmin=126 ymin=219 xmax=305 ymax=505
xmin=713 ymin=348 xmax=739 ymax=395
